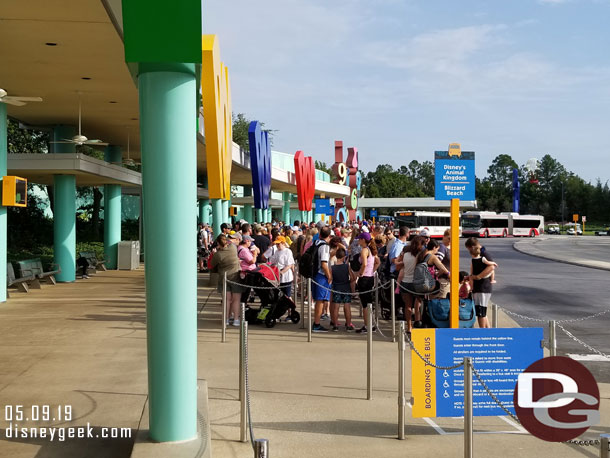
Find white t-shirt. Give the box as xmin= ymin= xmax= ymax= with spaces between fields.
xmin=269 ymin=248 xmax=295 ymax=284
xmin=401 ymin=252 xmax=418 ymax=283
xmin=316 ymin=241 xmax=330 ymax=275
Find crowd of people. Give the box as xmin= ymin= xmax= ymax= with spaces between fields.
xmin=200 ymin=218 xmax=498 ymax=333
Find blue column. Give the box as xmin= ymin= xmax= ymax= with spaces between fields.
xmin=104 ymin=146 xmax=122 ymax=270
xmin=0 ymin=104 xmax=7 ymax=302
xmin=52 ymin=125 xmax=77 ymax=282
xmin=139 ymin=67 xmax=197 ymax=442
xmin=212 ymin=199 xmax=222 ymax=238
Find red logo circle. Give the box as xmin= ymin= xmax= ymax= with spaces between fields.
xmin=513 ymin=356 xmax=600 ymax=442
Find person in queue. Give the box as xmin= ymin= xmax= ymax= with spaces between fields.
xmin=209 ymin=234 xmax=243 ymax=326
xmin=465 ymin=237 xmax=495 ymax=328
xmin=311 ymin=226 xmax=333 ymax=332
xmin=397 ymin=236 xmax=426 ymax=334
xmin=266 ymin=235 xmax=295 ymax=297
xmin=355 ymin=232 xmax=380 ymax=334
xmin=253 ymin=224 xmax=270 ymax=264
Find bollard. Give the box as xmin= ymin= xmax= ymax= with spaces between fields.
xmin=491 ymin=303 xmax=498 ymax=328
xmin=300 ymin=275 xmax=305 ymax=330
xmin=391 ymin=278 xmax=396 ymax=343
xmin=549 ymin=320 xmax=557 ymax=357
xmin=292 ymin=268 xmax=297 ymax=305
xmin=308 ymin=278 xmax=312 ymax=342
xmin=398 ymin=321 xmax=406 ymax=440
xmin=221 ymin=272 xmax=227 ymax=343
xmin=374 ymin=272 xmax=379 ymax=311
xmin=239 ymin=310 xmax=247 ymax=443
xmin=254 ymin=438 xmax=269 ymax=457
xmin=600 ymin=434 xmax=610 ymax=458
xmin=367 ymin=304 xmax=373 ymax=400
xmin=464 ymin=357 xmax=473 ymax=458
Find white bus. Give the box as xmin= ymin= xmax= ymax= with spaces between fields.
xmin=394 ymin=211 xmax=458 ymax=238
xmin=505 ymin=213 xmax=545 ymax=237
xmin=461 ymin=211 xmax=509 ymax=238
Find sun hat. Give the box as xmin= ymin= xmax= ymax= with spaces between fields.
xmin=273 ymin=235 xmax=287 ymax=244
xmin=356 ymin=232 xmax=372 ymax=242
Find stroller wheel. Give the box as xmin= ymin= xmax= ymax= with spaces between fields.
xmin=290 ymin=311 xmax=300 ymax=324
xmin=265 ymin=316 xmax=277 ymax=328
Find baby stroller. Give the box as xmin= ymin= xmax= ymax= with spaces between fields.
xmin=242 ymin=264 xmax=300 ymax=328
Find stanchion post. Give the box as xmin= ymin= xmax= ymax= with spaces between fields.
xmin=398 ymin=322 xmax=405 ymax=440
xmin=464 ymin=357 xmax=473 ymax=458
xmin=391 ymin=278 xmax=396 ymax=343
xmin=254 ymin=438 xmax=269 ymax=457
xmin=308 ymin=278 xmax=312 ymax=342
xmin=300 ymin=275 xmax=305 ymax=329
xmin=367 ymin=304 xmax=373 ymax=400
xmin=221 ymin=272 xmax=227 ymax=343
xmin=491 ymin=303 xmax=498 ymax=328
xmin=239 ymin=308 xmax=247 ymax=443
xmin=600 ymin=434 xmax=609 ymax=458
xmin=292 ymin=267 xmax=298 ymax=305
xmin=549 ymin=320 xmax=557 ymax=357
xmin=374 ymin=272 xmax=379 ymax=311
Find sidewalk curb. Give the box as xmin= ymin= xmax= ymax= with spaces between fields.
xmin=512 ymin=239 xmax=610 ymax=272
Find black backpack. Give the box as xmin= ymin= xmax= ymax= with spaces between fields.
xmin=299 ymin=240 xmax=326 ymax=279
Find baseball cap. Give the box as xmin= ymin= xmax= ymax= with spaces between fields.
xmin=361 ymin=226 xmax=370 ymax=233
xmin=242 ymin=235 xmax=254 ymax=242
xmin=356 ymin=232 xmax=372 ymax=242
xmin=316 ymin=220 xmax=326 ymax=229
xmin=228 ymin=231 xmax=238 ymax=239
xmin=273 ymin=235 xmax=287 ymax=244
xmin=291 ymin=225 xmax=299 ymax=232
xmin=419 ymin=229 xmax=430 ymax=237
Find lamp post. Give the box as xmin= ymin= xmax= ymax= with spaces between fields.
xmin=561 ymin=181 xmax=565 ymax=232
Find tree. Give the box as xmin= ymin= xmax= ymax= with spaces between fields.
xmin=315 ymin=160 xmax=332 ymax=175
xmin=232 ymin=113 xmax=275 ymax=151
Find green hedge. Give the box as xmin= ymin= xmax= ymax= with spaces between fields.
xmin=8 ymin=242 xmax=105 ymax=269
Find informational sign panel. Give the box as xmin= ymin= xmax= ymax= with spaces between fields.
xmin=315 ymin=199 xmax=331 ymax=215
xmin=411 ymin=328 xmax=543 ymax=418
xmin=434 ymin=150 xmax=475 ymax=201
xmin=573 ymin=214 xmax=579 ymax=222
xmin=370 ymin=209 xmax=378 ymax=218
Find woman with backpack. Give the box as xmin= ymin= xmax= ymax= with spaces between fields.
xmin=398 ymin=235 xmax=426 ymax=333
xmin=354 ymin=232 xmax=380 ymax=334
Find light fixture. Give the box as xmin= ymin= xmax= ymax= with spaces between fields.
xmin=45 ymin=42 xmax=57 ymax=46
xmin=81 ymin=77 xmax=91 ymax=80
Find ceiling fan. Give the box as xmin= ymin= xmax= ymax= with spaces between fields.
xmin=122 ymin=130 xmax=140 ymax=166
xmin=0 ymin=88 xmax=42 ymax=106
xmin=51 ymin=94 xmax=108 ymax=147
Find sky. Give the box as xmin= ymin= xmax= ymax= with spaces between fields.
xmin=202 ymin=0 xmax=610 ymax=183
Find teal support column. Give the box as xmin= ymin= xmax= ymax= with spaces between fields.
xmin=222 ymin=199 xmax=229 ymax=224
xmin=54 ymin=176 xmax=76 ymax=282
xmin=139 ymin=67 xmax=197 ymax=442
xmin=282 ymin=192 xmax=291 ymax=224
xmin=202 ymin=199 xmax=211 ymax=225
xmin=243 ymin=186 xmax=253 ymax=223
xmin=256 ymin=208 xmax=263 ymax=223
xmin=266 ymin=208 xmax=272 ymax=223
xmin=104 ymin=146 xmax=122 ymax=270
xmin=0 ymin=104 xmax=7 ymax=301
xmin=52 ymin=125 xmax=77 ymax=282
xmin=301 ymin=210 xmax=306 ymax=223
xmin=212 ymin=199 xmax=222 ymax=238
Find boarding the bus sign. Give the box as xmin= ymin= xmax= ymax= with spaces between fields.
xmin=434 ymin=143 xmax=475 ymax=201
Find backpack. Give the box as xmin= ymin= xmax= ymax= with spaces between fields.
xmin=299 ymin=241 xmax=326 ymax=279
xmin=413 ymin=254 xmax=436 ymax=293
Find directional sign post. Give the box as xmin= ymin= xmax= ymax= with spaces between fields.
xmin=435 ymin=145 xmax=475 ymax=328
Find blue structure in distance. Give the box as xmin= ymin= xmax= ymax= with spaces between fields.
xmin=248 ymin=121 xmax=271 ymax=209
xmin=512 ymin=168 xmax=520 ymax=213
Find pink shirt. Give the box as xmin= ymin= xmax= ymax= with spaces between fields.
xmin=238 ymin=246 xmax=256 ymax=271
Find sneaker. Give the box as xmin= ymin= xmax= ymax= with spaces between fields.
xmin=356 ymin=326 xmax=368 ymax=334
xmin=413 ymin=320 xmax=423 ymax=329
xmin=226 ymin=320 xmax=231 ymax=326
xmin=331 ymin=324 xmax=339 ymax=332
xmin=345 ymin=323 xmax=355 ymax=332
xmin=82 ymin=275 xmax=90 ymax=279
xmin=232 ymin=319 xmax=241 ymax=327
xmin=312 ymin=323 xmax=329 ymax=333
xmin=321 ymin=314 xmax=330 ymax=321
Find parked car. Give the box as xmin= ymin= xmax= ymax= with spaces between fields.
xmin=547 ymin=224 xmax=560 ymax=235
xmin=595 ymin=226 xmax=610 ymax=236
xmin=566 ymin=223 xmax=583 ymax=236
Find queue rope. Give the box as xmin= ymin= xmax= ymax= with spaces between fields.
xmin=243 ymin=321 xmax=256 ymax=449
xmin=499 ymin=306 xmax=610 ymax=324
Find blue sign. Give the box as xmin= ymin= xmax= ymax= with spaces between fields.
xmin=249 ymin=121 xmax=271 ymax=209
xmin=328 ymin=205 xmax=335 ymax=216
xmin=434 ymin=150 xmax=475 ymax=201
xmin=315 ymin=198 xmax=330 ymax=215
xmin=370 ymin=210 xmax=378 ymax=218
xmin=412 ymin=327 xmax=543 ymax=418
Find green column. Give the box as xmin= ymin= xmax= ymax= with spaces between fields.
xmin=243 ymin=186 xmax=253 ymax=223
xmin=256 ymin=208 xmax=263 ymax=223
xmin=212 ymin=198 xmax=222 ymax=239
xmin=222 ymin=199 xmax=229 ymax=224
xmin=52 ymin=125 xmax=77 ymax=282
xmin=282 ymin=192 xmax=291 ymax=224
xmin=301 ymin=210 xmax=306 ymax=223
xmin=139 ymin=67 xmax=197 ymax=442
xmin=0 ymin=104 xmax=7 ymax=302
xmin=104 ymin=146 xmax=122 ymax=270
xmin=202 ymin=199 xmax=210 ymax=224
xmin=268 ymin=208 xmax=273 ymax=223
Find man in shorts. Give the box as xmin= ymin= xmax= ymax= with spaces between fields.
xmin=311 ymin=226 xmax=332 ymax=332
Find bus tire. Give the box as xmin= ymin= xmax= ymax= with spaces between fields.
xmin=529 ymin=230 xmax=536 ymax=237
xmin=502 ymin=230 xmax=507 ymax=238
xmin=484 ymin=230 xmax=489 ymax=238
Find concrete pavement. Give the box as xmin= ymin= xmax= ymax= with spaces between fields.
xmin=0 ymin=268 xmax=608 ymax=457
xmin=514 ymin=235 xmax=610 ymax=271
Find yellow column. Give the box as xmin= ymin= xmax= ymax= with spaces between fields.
xmin=450 ymin=198 xmax=460 ymax=328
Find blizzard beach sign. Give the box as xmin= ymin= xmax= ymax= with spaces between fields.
xmin=434 ymin=143 xmax=475 ymax=201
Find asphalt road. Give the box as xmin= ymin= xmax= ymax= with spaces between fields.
xmin=457 ymin=237 xmax=610 ymax=383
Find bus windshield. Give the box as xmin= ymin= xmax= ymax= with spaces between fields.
xmin=461 ymin=215 xmax=481 ymax=229
xmin=396 ymin=215 xmax=418 ymax=229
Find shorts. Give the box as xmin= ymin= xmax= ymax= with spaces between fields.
xmin=473 ymin=293 xmax=491 ymax=317
xmin=218 ymin=273 xmax=244 ymax=294
xmin=357 ymin=276 xmax=375 ymax=307
xmin=332 ymin=292 xmax=352 ymax=304
xmin=312 ymin=272 xmax=331 ymax=302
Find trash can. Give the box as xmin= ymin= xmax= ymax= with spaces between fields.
xmin=118 ymin=241 xmax=140 ymax=270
